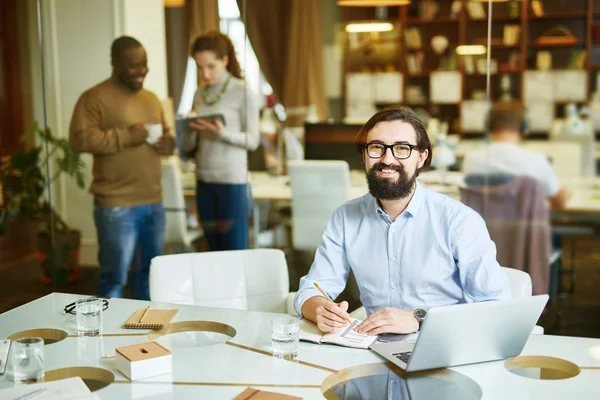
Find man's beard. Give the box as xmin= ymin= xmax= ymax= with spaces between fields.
xmin=366 ymin=162 xmax=416 ymax=200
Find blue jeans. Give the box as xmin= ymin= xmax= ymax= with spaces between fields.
xmin=94 ymin=202 xmax=165 ymax=300
xmin=196 ymin=181 xmax=250 ymax=251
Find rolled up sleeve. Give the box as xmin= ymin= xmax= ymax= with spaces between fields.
xmin=453 ymin=211 xmax=512 ymax=302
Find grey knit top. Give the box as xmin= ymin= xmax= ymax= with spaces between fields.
xmin=180 ymin=71 xmax=260 ymax=184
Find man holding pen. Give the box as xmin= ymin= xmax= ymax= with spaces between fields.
xmin=293 ymin=106 xmax=511 ymax=336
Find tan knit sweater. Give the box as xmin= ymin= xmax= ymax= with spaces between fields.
xmin=69 ymin=76 xmax=164 ymax=207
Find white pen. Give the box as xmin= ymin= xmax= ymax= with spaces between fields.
xmin=14 ymin=388 xmax=47 ymax=400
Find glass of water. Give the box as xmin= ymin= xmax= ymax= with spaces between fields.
xmin=76 ymin=297 xmax=103 ymax=336
xmin=11 ymin=337 xmax=44 ymax=383
xmin=271 ymin=316 xmax=300 ymax=359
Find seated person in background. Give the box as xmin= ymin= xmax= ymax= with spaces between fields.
xmin=462 ymin=101 xmax=570 ymax=210
xmin=293 ymin=106 xmax=511 ymax=335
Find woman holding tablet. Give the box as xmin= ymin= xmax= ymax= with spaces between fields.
xmin=180 ymin=31 xmax=259 ymax=251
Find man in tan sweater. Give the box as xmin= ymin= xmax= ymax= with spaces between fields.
xmin=69 ymin=36 xmax=175 ymax=300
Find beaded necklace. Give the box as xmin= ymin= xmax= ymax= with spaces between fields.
xmin=201 ymin=74 xmax=232 ymax=106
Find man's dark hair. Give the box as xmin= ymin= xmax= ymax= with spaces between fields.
xmin=111 ymin=36 xmax=143 ymax=62
xmin=355 ymin=105 xmax=432 ymax=174
xmin=488 ymin=101 xmax=526 ymax=134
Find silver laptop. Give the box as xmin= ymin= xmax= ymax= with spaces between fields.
xmin=370 ymin=295 xmax=549 ymax=372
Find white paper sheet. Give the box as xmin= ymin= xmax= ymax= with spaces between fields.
xmin=0 ymin=377 xmax=93 ymax=400
xmin=553 ymin=70 xmax=587 ymax=102
xmin=374 ymin=72 xmax=403 ymax=103
xmin=523 ymin=70 xmax=554 ymax=102
xmin=346 ymin=73 xmax=374 ymax=103
xmin=430 ymin=71 xmax=462 ymax=104
xmin=461 ymin=100 xmax=488 ymax=132
xmin=526 ymin=102 xmax=554 ymax=132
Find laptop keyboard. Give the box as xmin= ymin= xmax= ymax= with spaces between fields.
xmin=392 ymin=351 xmax=412 ymax=364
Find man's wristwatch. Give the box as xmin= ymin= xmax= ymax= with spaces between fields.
xmin=413 ymin=308 xmax=427 ymax=330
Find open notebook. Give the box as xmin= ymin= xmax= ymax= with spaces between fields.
xmin=122 ymin=308 xmax=178 ymax=330
xmin=299 ymin=318 xmax=378 ymax=349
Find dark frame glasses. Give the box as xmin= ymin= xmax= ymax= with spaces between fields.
xmin=64 ymin=299 xmax=109 ymax=315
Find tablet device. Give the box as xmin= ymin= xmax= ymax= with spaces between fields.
xmin=176 ymin=114 xmax=226 ymax=133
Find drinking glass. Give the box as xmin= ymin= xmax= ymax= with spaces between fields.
xmin=76 ymin=297 xmax=103 ymax=336
xmin=11 ymin=337 xmax=44 ymax=383
xmin=271 ymin=316 xmax=300 ymax=359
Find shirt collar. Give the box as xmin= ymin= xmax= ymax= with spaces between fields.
xmin=372 ymin=180 xmax=425 ymax=219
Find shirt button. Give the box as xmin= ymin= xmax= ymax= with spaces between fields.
xmin=391 ymin=256 xmax=396 ymax=261
xmin=391 ymin=284 xmax=396 ymax=289
xmin=391 ymin=228 xmax=396 ymax=233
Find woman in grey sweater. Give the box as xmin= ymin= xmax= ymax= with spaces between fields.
xmin=180 ymin=31 xmax=259 ymax=251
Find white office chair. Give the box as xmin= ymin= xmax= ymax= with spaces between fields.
xmin=149 ymin=249 xmax=296 ymax=314
xmin=161 ymin=158 xmax=203 ymax=252
xmin=288 ymin=160 xmax=351 ymax=251
xmin=349 ymin=267 xmax=544 ymax=334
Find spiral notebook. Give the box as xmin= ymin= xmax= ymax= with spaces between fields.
xmin=122 ymin=308 xmax=178 ymax=330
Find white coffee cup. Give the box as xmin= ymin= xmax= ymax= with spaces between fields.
xmin=146 ymin=123 xmax=162 ymax=145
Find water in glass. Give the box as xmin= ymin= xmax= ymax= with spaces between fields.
xmin=271 ymin=316 xmax=300 ymax=359
xmin=76 ymin=298 xmax=103 ymax=336
xmin=11 ymin=337 xmax=44 ymax=383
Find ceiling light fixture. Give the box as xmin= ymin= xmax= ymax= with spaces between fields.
xmin=337 ymin=0 xmax=411 ymax=6
xmin=455 ymin=45 xmax=487 ymax=56
xmin=164 ymin=0 xmax=186 ymax=7
xmin=345 ymin=22 xmax=394 ymax=33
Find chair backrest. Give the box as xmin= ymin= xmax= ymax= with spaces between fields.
xmin=461 ymin=175 xmax=551 ymax=295
xmin=502 ymin=267 xmax=532 ymax=299
xmin=288 ymin=160 xmax=351 ymax=251
xmin=149 ymin=249 xmax=289 ymax=313
xmin=161 ymin=158 xmax=189 ymax=246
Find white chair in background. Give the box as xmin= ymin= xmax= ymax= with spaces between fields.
xmin=161 ymin=158 xmax=203 ymax=253
xmin=288 ymin=160 xmax=351 ymax=251
xmin=349 ymin=267 xmax=544 ymax=334
xmin=149 ymin=249 xmax=296 ymax=314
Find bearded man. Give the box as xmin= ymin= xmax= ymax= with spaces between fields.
xmin=293 ymin=106 xmax=511 ymax=335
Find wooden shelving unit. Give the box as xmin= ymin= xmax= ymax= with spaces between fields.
xmin=341 ymin=0 xmax=599 ymax=136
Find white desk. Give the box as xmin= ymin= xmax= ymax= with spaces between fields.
xmin=1 ymin=293 xmax=600 ymax=399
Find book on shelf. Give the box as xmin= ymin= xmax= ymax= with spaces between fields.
xmin=418 ymin=1 xmax=438 ymax=20
xmin=503 ymin=25 xmax=521 ymax=46
xmin=406 ymin=52 xmax=424 ymax=75
xmin=450 ymin=0 xmax=462 ymax=18
xmin=466 ymin=2 xmax=486 ymax=20
xmin=568 ymin=50 xmax=587 ymax=69
xmin=531 ymin=0 xmax=544 ymax=17
xmin=299 ymin=318 xmax=378 ymax=349
xmin=405 ymin=27 xmax=422 ymax=50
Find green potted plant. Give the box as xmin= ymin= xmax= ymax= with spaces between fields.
xmin=0 ymin=122 xmax=86 ymax=285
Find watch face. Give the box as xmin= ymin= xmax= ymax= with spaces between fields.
xmin=415 ymin=308 xmax=427 ymax=320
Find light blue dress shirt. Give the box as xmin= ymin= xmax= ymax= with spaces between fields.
xmin=294 ymin=180 xmax=511 ymax=316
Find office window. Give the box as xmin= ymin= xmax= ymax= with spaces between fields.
xmin=178 ymin=0 xmax=270 ymax=114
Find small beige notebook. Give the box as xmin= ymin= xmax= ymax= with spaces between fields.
xmin=122 ymin=308 xmax=178 ymax=330
xmin=234 ymin=387 xmax=302 ymax=400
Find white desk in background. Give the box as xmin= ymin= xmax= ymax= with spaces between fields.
xmin=183 ymin=170 xmax=600 ymax=247
xmin=1 ymin=293 xmax=600 ymax=399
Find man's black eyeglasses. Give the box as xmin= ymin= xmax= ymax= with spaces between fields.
xmin=64 ymin=299 xmax=109 ymax=315
xmin=365 ymin=142 xmax=419 ymax=160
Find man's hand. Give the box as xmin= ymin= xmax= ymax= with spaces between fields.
xmin=189 ymin=118 xmax=224 ymax=137
xmin=154 ymin=126 xmax=175 ymax=155
xmin=355 ymin=307 xmax=418 ymax=336
xmin=301 ymin=296 xmax=351 ymax=333
xmin=128 ymin=123 xmax=148 ymax=146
